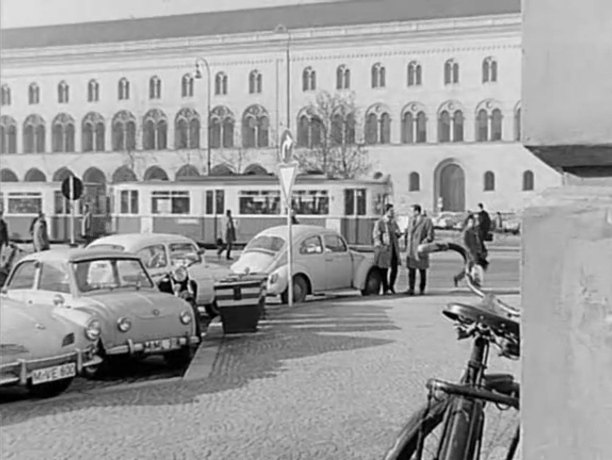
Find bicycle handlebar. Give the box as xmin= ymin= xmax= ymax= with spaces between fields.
xmin=417 ymin=241 xmax=521 ymax=318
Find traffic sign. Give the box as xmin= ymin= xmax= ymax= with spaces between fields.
xmin=61 ymin=176 xmax=83 ymax=201
xmin=280 ymin=130 xmax=294 ymax=163
xmin=278 ymin=163 xmax=298 ymax=206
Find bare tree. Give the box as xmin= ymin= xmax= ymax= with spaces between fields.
xmin=294 ymin=90 xmax=372 ymax=179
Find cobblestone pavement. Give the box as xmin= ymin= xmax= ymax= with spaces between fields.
xmin=0 ymin=290 xmax=520 ymax=460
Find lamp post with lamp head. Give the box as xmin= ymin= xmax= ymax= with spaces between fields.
xmin=194 ymin=58 xmax=212 ymax=175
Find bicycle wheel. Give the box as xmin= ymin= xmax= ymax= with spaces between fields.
xmin=383 ymin=396 xmax=520 ymax=460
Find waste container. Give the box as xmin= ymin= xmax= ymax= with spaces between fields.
xmin=213 ymin=274 xmax=268 ymax=334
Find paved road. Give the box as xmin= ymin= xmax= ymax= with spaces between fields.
xmin=0 ymin=290 xmax=521 ymax=460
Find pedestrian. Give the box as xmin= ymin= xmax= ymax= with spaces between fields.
xmin=372 ymin=204 xmax=402 ymax=295
xmin=477 ymin=203 xmax=492 ymax=246
xmin=404 ymin=204 xmax=435 ymax=295
xmin=495 ymin=211 xmax=504 ymax=232
xmin=0 ymin=210 xmax=9 ymax=253
xmin=81 ymin=204 xmax=94 ymax=246
xmin=453 ymin=213 xmax=489 ymax=287
xmin=217 ymin=209 xmax=237 ymax=261
xmin=291 ymin=209 xmax=299 ymax=225
xmin=33 ymin=212 xmax=50 ymax=252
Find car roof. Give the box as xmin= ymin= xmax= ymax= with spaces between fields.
xmin=90 ymin=232 xmax=196 ymax=249
xmin=255 ymin=224 xmax=340 ymax=239
xmin=19 ymin=248 xmax=142 ymax=264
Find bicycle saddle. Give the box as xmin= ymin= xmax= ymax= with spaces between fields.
xmin=443 ymin=294 xmax=520 ymax=340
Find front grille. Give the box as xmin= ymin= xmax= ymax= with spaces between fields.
xmin=62 ymin=333 xmax=75 ymax=347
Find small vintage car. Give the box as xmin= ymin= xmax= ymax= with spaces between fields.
xmin=88 ymin=233 xmax=230 ymax=310
xmin=2 ymin=249 xmax=200 ymax=370
xmin=0 ymin=296 xmax=102 ymax=397
xmin=230 ymin=225 xmax=382 ymax=303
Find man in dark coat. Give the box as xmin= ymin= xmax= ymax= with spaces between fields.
xmin=372 ymin=204 xmax=402 ymax=294
xmin=404 ymin=204 xmax=435 ymax=295
xmin=217 ymin=209 xmax=237 ymax=260
xmin=477 ymin=203 xmax=492 ymax=247
xmin=0 ymin=210 xmax=8 ymax=252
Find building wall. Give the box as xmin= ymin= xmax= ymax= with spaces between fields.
xmin=0 ymin=13 xmax=562 ymax=211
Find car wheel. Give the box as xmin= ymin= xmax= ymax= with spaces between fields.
xmin=28 ymin=377 xmax=74 ymax=398
xmin=164 ymin=346 xmax=196 ymax=369
xmin=361 ymin=269 xmax=383 ymax=296
xmin=281 ymin=275 xmax=308 ymax=304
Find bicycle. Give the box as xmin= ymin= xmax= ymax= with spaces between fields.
xmin=383 ymin=241 xmax=521 ymax=460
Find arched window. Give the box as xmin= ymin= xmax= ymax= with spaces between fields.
xmin=215 ymin=72 xmax=228 ymax=95
xmin=330 ymin=111 xmax=355 ymax=146
xmin=87 ymin=79 xmax=99 ymax=102
xmin=484 ymin=171 xmax=495 ymax=191
xmin=112 ymin=110 xmax=136 ymax=151
xmin=1 ymin=85 xmax=11 ymax=106
xmin=23 ymin=114 xmax=46 ymax=153
xmin=523 ymin=170 xmax=535 ymax=191
xmin=242 ymin=105 xmax=269 ymax=148
xmin=0 ymin=169 xmax=18 ymax=182
xmin=51 ymin=114 xmax=75 ymax=153
xmin=401 ymin=112 xmax=413 ymax=144
xmin=24 ymin=168 xmax=47 ymax=182
xmin=181 ymin=74 xmax=194 ymax=98
xmin=28 ymin=83 xmax=40 ymax=105
xmin=248 ymin=70 xmax=263 ymax=94
xmin=401 ymin=103 xmax=427 ymax=144
xmin=491 ymin=109 xmax=503 ymax=141
xmin=482 ymin=57 xmax=498 ymax=83
xmin=438 ymin=102 xmax=465 ymax=143
xmin=149 ymin=76 xmax=161 ymax=99
xmin=371 ymin=63 xmax=386 ymax=88
xmin=444 ymin=59 xmax=459 ymax=85
xmin=142 ymin=109 xmax=167 ymax=150
xmin=514 ymin=106 xmax=521 ymax=141
xmin=336 ymin=65 xmax=350 ymax=90
xmin=476 ymin=109 xmax=489 ymax=142
xmin=82 ymin=112 xmax=105 ymax=152
xmin=118 ymin=78 xmax=130 ymax=100
xmin=409 ymin=172 xmax=420 ymax=192
xmin=174 ymin=108 xmax=200 ymax=149
xmin=58 ymin=81 xmax=69 ymax=103
xmin=209 ymin=106 xmax=235 ymax=149
xmin=0 ymin=116 xmax=18 ymax=154
xmin=438 ymin=111 xmax=451 ymax=143
xmin=302 ymin=67 xmax=316 ymax=92
xmin=296 ymin=111 xmax=323 ymax=148
xmin=407 ymin=61 xmax=422 ymax=87
xmin=453 ymin=111 xmax=464 ymax=142
xmin=475 ymin=100 xmax=504 ymax=142
xmin=364 ymin=104 xmax=391 ymax=145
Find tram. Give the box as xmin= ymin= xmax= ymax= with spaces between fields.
xmin=110 ymin=173 xmax=393 ymax=246
xmin=0 ymin=181 xmax=108 ymax=243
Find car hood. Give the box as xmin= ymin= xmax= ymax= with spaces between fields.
xmin=230 ymin=251 xmax=279 ymax=275
xmin=77 ymin=289 xmax=190 ymax=321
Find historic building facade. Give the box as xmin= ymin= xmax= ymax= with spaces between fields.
xmin=0 ymin=1 xmax=561 ymax=213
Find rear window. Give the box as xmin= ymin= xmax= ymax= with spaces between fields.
xmin=245 ymin=235 xmax=285 ymax=253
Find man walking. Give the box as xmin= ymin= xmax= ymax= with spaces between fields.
xmin=404 ymin=204 xmax=435 ymax=295
xmin=477 ymin=202 xmax=492 ymax=248
xmin=81 ymin=204 xmax=94 ymax=246
xmin=218 ymin=209 xmax=237 ymax=260
xmin=33 ymin=212 xmax=50 ymax=252
xmin=0 ymin=210 xmax=9 ymax=253
xmin=372 ymin=204 xmax=402 ymax=294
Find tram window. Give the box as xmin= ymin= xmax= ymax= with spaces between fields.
xmin=151 ymin=191 xmax=190 ymax=215
xmin=54 ymin=192 xmax=85 ymax=215
xmin=239 ymin=190 xmax=281 ymax=215
xmin=7 ymin=193 xmax=42 ymax=214
xmin=120 ymin=190 xmax=139 ymax=214
xmin=216 ymin=190 xmax=224 ymax=214
xmin=205 ymin=190 xmax=225 ymax=215
xmin=356 ymin=189 xmax=366 ymax=215
xmin=292 ymin=190 xmax=329 ymax=215
xmin=344 ymin=189 xmax=354 ymax=216
xmin=343 ymin=189 xmax=367 ymax=216
xmin=205 ymin=191 xmax=214 ymax=214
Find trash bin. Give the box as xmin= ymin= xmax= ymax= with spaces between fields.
xmin=214 ymin=274 xmax=268 ymax=334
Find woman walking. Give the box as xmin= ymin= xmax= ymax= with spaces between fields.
xmin=453 ymin=213 xmax=489 ymax=287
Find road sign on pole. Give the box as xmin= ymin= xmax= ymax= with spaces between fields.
xmin=280 ymin=129 xmax=294 ymax=164
xmin=61 ymin=176 xmax=83 ymax=247
xmin=278 ymin=130 xmax=297 ymax=306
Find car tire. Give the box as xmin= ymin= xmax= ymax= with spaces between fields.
xmin=281 ymin=275 xmax=308 ymax=304
xmin=28 ymin=377 xmax=74 ymax=398
xmin=164 ymin=346 xmax=196 ymax=369
xmin=361 ymin=269 xmax=383 ymax=296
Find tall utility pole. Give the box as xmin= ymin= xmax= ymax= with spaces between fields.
xmin=194 ymin=58 xmax=212 ymax=175
xmin=275 ymin=24 xmax=291 ymax=131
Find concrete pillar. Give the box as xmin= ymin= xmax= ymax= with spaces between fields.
xmin=522 ymin=185 xmax=612 ymax=459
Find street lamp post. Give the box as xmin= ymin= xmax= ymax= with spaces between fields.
xmin=275 ymin=25 xmax=291 ymax=131
xmin=194 ymin=57 xmax=212 ymax=175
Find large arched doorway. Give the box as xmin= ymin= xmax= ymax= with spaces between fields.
xmin=435 ymin=161 xmax=466 ymax=212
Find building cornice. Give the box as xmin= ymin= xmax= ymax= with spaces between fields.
xmin=0 ymin=13 xmax=521 ymax=68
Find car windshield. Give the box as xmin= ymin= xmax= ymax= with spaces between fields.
xmin=89 ymin=244 xmax=125 ymax=251
xmin=72 ymin=258 xmax=153 ymax=293
xmin=169 ymin=242 xmax=202 ymax=266
xmin=244 ymin=235 xmax=286 ymax=254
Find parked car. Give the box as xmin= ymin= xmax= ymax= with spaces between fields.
xmin=0 ymin=296 xmax=102 ymax=397
xmin=2 ymin=249 xmax=200 ymax=370
xmin=230 ymin=225 xmax=382 ymax=303
xmin=432 ymin=212 xmax=466 ymax=230
xmin=88 ymin=233 xmax=230 ymax=311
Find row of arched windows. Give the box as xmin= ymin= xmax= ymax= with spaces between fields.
xmin=0 ymin=57 xmax=500 ymax=108
xmin=407 ymin=170 xmax=535 ymax=193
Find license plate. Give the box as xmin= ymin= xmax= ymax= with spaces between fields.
xmin=31 ymin=363 xmax=76 ymax=385
xmin=143 ymin=338 xmax=180 ymax=353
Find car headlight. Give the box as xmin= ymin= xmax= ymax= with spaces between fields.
xmin=117 ymin=317 xmax=132 ymax=332
xmin=173 ymin=266 xmax=188 ymax=282
xmin=269 ymin=273 xmax=279 ymax=284
xmin=180 ymin=311 xmax=192 ymax=325
xmin=85 ymin=319 xmax=102 ymax=341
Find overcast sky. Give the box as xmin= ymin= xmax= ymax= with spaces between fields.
xmin=1 ymin=0 xmax=344 ymax=29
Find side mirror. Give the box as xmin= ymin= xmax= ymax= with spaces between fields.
xmin=53 ymin=294 xmax=65 ymax=307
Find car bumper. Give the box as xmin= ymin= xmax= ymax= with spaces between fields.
xmin=105 ymin=335 xmax=200 ymax=356
xmin=0 ymin=347 xmax=102 ymax=387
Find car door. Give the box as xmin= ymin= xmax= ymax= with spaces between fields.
xmin=323 ymin=233 xmax=353 ymax=290
xmin=3 ymin=259 xmax=39 ymax=303
xmin=136 ymin=244 xmax=169 ymax=282
xmin=296 ymin=235 xmax=328 ymax=292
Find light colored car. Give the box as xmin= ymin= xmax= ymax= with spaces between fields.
xmin=2 ymin=249 xmax=200 ymax=369
xmin=432 ymin=212 xmax=466 ymax=230
xmin=0 ymin=296 xmax=102 ymax=397
xmin=88 ymin=233 xmax=230 ymax=310
xmin=231 ymin=225 xmax=382 ymax=303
